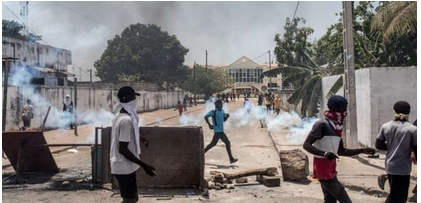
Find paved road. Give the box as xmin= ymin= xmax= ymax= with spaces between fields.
xmin=3 ymin=98 xmax=412 ymax=202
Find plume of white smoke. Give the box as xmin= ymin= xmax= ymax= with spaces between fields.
xmin=178 ymin=99 xmax=215 ymax=126
xmin=286 ymin=117 xmax=319 ymax=145
xmin=7 ymin=67 xmax=117 ymax=136
xmin=266 ymin=111 xmax=302 ymax=131
xmin=227 ymin=100 xmax=259 ymax=128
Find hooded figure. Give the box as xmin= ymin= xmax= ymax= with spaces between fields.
xmin=63 ymin=94 xmax=74 ymax=129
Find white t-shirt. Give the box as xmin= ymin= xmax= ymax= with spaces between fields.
xmin=110 ymin=113 xmax=140 ymax=174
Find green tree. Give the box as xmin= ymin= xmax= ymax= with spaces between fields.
xmin=181 ymin=65 xmax=234 ymax=99
xmin=262 ymin=53 xmax=342 ymax=117
xmin=314 ymin=1 xmax=416 ymax=68
xmin=94 ymin=23 xmax=189 ymax=89
xmin=266 ymin=17 xmax=343 ymax=117
xmin=274 ymin=17 xmax=314 ymax=68
xmin=2 ymin=19 xmax=42 ymax=42
xmin=371 ymin=1 xmax=416 ymax=43
xmin=116 ymin=73 xmax=143 ymax=82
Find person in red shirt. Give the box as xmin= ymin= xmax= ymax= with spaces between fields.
xmin=303 ymin=95 xmax=375 ymax=203
xmin=174 ymin=101 xmax=184 ymax=116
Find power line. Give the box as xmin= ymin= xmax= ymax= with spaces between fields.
xmin=2 ymin=3 xmax=50 ymax=45
xmin=53 ymin=2 xmax=119 ymax=33
xmin=3 ymin=3 xmax=99 ymax=81
xmin=2 ymin=3 xmax=21 ymax=21
xmin=71 ymin=64 xmax=101 ymax=80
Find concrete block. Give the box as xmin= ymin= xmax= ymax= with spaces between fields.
xmin=256 ymin=175 xmax=280 ymax=187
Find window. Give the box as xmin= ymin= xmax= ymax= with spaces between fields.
xmin=31 ymin=78 xmax=45 ymax=85
xmin=58 ymin=78 xmax=64 ymax=86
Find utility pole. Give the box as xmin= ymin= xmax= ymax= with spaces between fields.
xmin=205 ymin=50 xmax=208 ymax=70
xmin=343 ymin=1 xmax=358 ymax=148
xmin=89 ymin=69 xmax=92 ymax=83
xmin=193 ymin=62 xmax=197 ymax=106
xmin=74 ymin=78 xmax=78 ymax=136
xmin=268 ymin=50 xmax=272 ymax=92
xmin=2 ymin=60 xmax=11 ymax=131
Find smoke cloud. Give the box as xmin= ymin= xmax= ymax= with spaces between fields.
xmin=8 ymin=67 xmax=116 ymax=136
xmin=2 ymin=1 xmax=343 ymax=81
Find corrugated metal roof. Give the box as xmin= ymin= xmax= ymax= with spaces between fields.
xmin=30 ymin=66 xmax=76 ymax=76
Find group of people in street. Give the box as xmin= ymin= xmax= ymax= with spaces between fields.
xmin=109 ymin=85 xmax=416 ymax=203
xmin=174 ymin=94 xmax=194 ymax=116
xmin=258 ymin=92 xmax=283 ymax=115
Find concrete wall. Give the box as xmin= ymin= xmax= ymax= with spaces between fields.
xmin=321 ymin=67 xmax=417 ymax=147
xmin=2 ymin=84 xmax=186 ymax=131
xmin=2 ymin=36 xmax=72 ymax=71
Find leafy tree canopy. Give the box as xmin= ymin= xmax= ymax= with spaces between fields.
xmin=180 ymin=65 xmax=234 ymax=98
xmin=265 ymin=17 xmax=343 ymax=117
xmin=274 ymin=17 xmax=314 ymax=68
xmin=266 ymin=1 xmax=416 ymax=117
xmin=314 ymin=1 xmax=416 ymax=68
xmin=94 ymin=23 xmax=189 ymax=90
xmin=2 ymin=19 xmax=42 ymax=42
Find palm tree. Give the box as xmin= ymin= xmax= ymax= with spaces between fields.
xmin=371 ymin=1 xmax=417 ymax=42
xmin=261 ymin=52 xmax=343 ymax=117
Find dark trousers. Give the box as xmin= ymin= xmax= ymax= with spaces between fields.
xmin=266 ymin=105 xmax=271 ymax=114
xmin=319 ymin=176 xmax=352 ymax=203
xmin=114 ymin=172 xmax=138 ymax=200
xmin=23 ymin=119 xmax=31 ymax=128
xmin=204 ymin=132 xmax=234 ymax=160
xmin=386 ymin=174 xmax=410 ymax=203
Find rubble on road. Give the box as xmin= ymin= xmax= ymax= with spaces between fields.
xmin=206 ymin=167 xmax=280 ymax=190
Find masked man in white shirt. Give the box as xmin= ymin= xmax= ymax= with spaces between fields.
xmin=110 ymin=86 xmax=156 ymax=203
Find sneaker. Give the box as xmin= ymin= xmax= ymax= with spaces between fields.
xmin=230 ymin=158 xmax=238 ymax=164
xmin=378 ymin=175 xmax=387 ymax=190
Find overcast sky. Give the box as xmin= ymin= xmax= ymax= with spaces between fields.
xmin=2 ymin=1 xmax=344 ymax=81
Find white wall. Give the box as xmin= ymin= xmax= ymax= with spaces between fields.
xmin=2 ymin=84 xmax=186 ymax=131
xmin=367 ymin=67 xmax=417 ymax=146
xmin=321 ymin=67 xmax=417 ymax=147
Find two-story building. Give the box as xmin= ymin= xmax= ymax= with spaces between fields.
xmin=2 ymin=36 xmax=74 ymax=86
xmin=211 ymin=56 xmax=283 ymax=96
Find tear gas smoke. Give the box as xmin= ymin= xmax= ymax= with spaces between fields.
xmin=286 ymin=117 xmax=319 ymax=145
xmin=8 ymin=67 xmax=117 ymax=136
xmin=178 ymin=99 xmax=216 ymax=126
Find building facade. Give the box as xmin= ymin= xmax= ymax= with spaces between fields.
xmin=2 ymin=36 xmax=74 ymax=86
xmin=212 ymin=56 xmax=283 ymax=96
